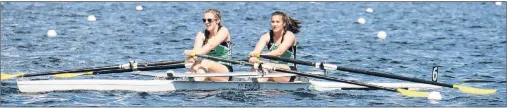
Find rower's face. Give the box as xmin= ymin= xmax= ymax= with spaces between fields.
xmin=203 ymin=13 xmax=219 ymax=31
xmin=271 ymin=15 xmax=285 ymax=32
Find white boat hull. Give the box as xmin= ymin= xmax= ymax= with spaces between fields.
xmin=17 ymin=79 xmax=441 ymax=93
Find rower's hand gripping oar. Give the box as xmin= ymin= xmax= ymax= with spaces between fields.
xmin=260 ymin=55 xmax=497 ymax=95
xmin=196 ymin=54 xmax=432 ymax=98
xmin=1 ymin=60 xmax=184 ymax=80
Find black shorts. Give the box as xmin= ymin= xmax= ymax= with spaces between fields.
xmin=225 ymin=65 xmax=233 ymax=72
xmin=289 ymin=66 xmax=297 ymax=71
xmin=288 ymin=66 xmax=298 ymax=82
xmin=225 ymin=65 xmax=234 ymax=81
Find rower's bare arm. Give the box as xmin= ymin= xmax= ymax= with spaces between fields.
xmin=192 ymin=32 xmax=206 ymax=51
xmin=265 ymin=32 xmax=295 ymax=56
xmin=196 ymin=27 xmax=230 ymax=55
xmin=252 ymin=33 xmax=270 ymax=54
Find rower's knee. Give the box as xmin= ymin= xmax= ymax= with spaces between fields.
xmin=191 ymin=64 xmax=208 ymax=72
xmin=272 ymin=77 xmax=291 ymax=82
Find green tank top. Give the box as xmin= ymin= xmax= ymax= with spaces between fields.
xmin=203 ymin=26 xmax=232 ymax=66
xmin=267 ymin=30 xmax=296 ymax=67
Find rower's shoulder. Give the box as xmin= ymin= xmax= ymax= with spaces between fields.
xmin=217 ymin=27 xmax=230 ymax=36
xmin=195 ymin=31 xmax=206 ymax=39
xmin=220 ymin=26 xmax=230 ymax=31
xmin=260 ymin=32 xmax=270 ymax=38
xmin=196 ymin=31 xmax=205 ymax=35
xmin=285 ymin=31 xmax=295 ymax=36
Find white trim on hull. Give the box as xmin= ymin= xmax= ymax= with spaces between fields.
xmin=17 ymin=79 xmax=441 ymax=93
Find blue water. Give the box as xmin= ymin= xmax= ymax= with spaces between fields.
xmin=1 ymin=2 xmax=505 ymax=107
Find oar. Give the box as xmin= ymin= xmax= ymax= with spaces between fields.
xmin=1 ymin=60 xmax=184 ymax=80
xmin=52 ymin=60 xmax=185 ymax=78
xmin=55 ymin=63 xmax=186 ymax=77
xmin=259 ymin=55 xmax=497 ymax=95
xmin=196 ymin=54 xmax=432 ymax=98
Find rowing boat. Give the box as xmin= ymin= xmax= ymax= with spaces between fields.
xmin=17 ymin=71 xmax=441 ymax=93
xmin=17 ymin=79 xmax=442 ymax=93
xmin=5 ymin=55 xmax=495 ymax=98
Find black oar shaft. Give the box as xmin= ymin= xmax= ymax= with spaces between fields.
xmin=23 ymin=66 xmax=119 ymax=77
xmin=139 ymin=60 xmax=185 ymax=66
xmin=274 ymin=69 xmax=397 ymax=92
xmin=334 ymin=66 xmax=454 ymax=88
xmin=137 ymin=63 xmax=186 ymax=71
xmin=90 ymin=63 xmax=186 ymax=75
xmin=260 ymin=55 xmax=454 ymax=88
xmin=22 ymin=60 xmax=184 ymax=77
xmin=260 ymin=55 xmax=314 ymax=66
xmin=198 ymin=54 xmax=397 ymax=92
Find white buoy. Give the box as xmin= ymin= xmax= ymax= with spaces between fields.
xmin=47 ymin=30 xmax=57 ymax=37
xmin=377 ymin=31 xmax=386 ymax=39
xmin=136 ymin=5 xmax=143 ymax=11
xmin=87 ymin=15 xmax=96 ymax=22
xmin=366 ymin=8 xmax=374 ymax=13
xmin=427 ymin=91 xmax=442 ymax=100
xmin=495 ymin=2 xmax=502 ymax=6
xmin=357 ymin=17 xmax=365 ymax=24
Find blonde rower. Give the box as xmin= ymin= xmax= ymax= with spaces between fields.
xmin=184 ymin=9 xmax=232 ymax=81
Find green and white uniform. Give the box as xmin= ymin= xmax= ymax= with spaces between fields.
xmin=203 ymin=26 xmax=233 ymax=71
xmin=267 ymin=30 xmax=297 ymax=70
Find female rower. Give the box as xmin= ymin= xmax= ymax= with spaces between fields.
xmin=248 ymin=11 xmax=301 ymax=82
xmin=183 ymin=9 xmax=233 ymax=81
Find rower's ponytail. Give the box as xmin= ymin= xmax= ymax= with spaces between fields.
xmin=272 ymin=11 xmax=301 ymax=34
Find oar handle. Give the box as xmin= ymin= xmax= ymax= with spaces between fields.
xmin=197 ymin=55 xmax=253 ymax=66
xmin=260 ymin=55 xmax=314 ymax=66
